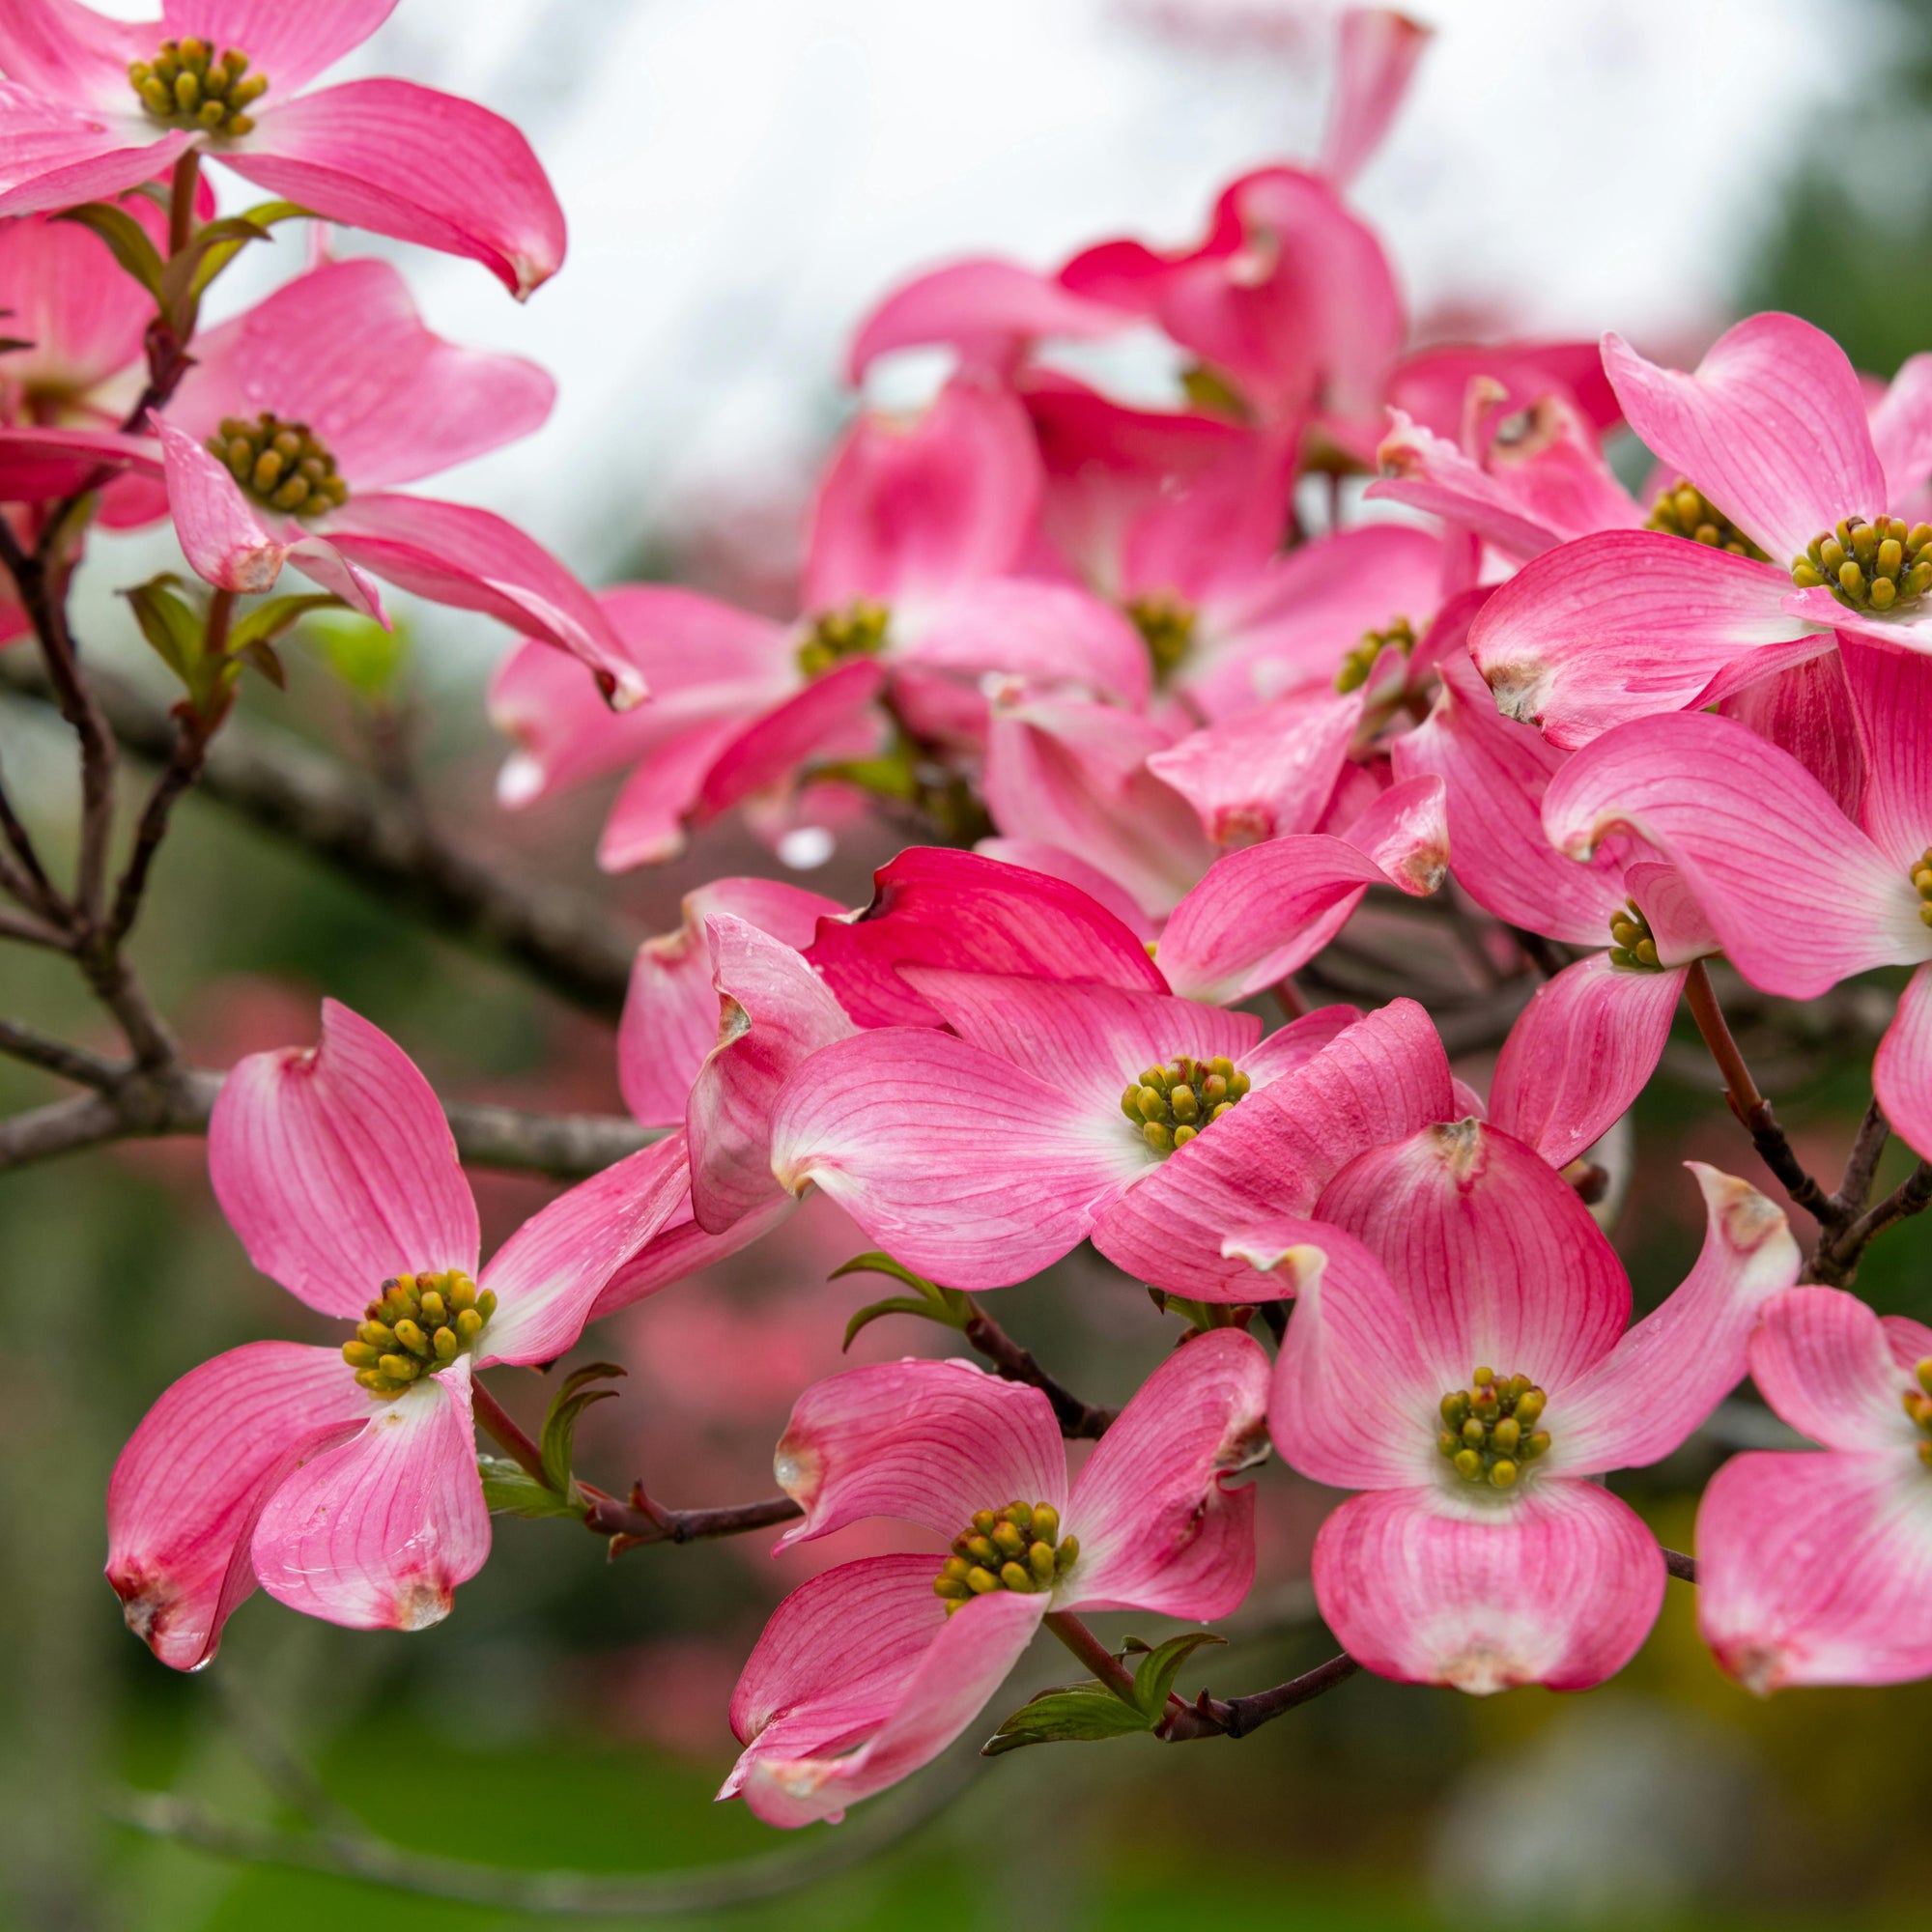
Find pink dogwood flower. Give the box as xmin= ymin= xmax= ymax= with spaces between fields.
xmin=148 ymin=255 xmax=639 ymax=703
xmin=1541 ymin=638 xmax=1932 ymax=1163
xmin=105 ymin=1001 xmax=683 ymax=1665
xmin=720 ymin=1331 xmax=1270 ymax=1826
xmin=1696 ymin=1286 xmax=1932 ymax=1690
xmin=0 ymin=2 xmax=565 ymax=297
xmin=1253 ymin=1142 xmax=1800 ymax=1692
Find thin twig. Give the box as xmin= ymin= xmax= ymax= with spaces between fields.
xmin=1813 ymin=1161 xmax=1932 ymax=1285
xmin=0 ymin=902 xmax=69 ymax=948
xmin=1159 ymin=1652 xmax=1362 ymax=1741
xmin=1042 ymin=1609 xmax=1143 ymax=1703
xmin=105 ymin=699 xmax=214 ymax=949
xmin=0 ymin=1020 xmax=122 ymax=1091
xmin=588 ymin=1489 xmax=803 ymax=1556
xmin=1662 ymin=1547 xmax=1698 ymax=1585
xmin=962 ymin=1306 xmax=1117 ymax=1439
xmin=0 ymin=753 xmax=63 ymax=921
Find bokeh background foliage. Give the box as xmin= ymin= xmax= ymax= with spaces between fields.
xmin=6 ymin=2 xmax=1932 ymax=1927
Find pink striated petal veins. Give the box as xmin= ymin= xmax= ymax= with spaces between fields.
xmin=973 ymin=838 xmax=1158 ymax=941
xmin=1747 ymin=1285 xmax=1931 ymax=1453
xmin=1840 ymin=635 xmax=1932 ymax=870
xmin=1876 ymin=963 xmax=1932 ymax=1165
xmin=0 ymin=85 xmax=186 ymax=217
xmin=1870 ymin=351 xmax=1932 ymax=505
xmin=156 ymin=412 xmax=289 ymax=592
xmin=588 ymin=1171 xmax=793 ymax=1321
xmin=0 ymin=205 xmax=156 ymax=395
xmin=694 ymin=657 xmax=886 ymax=820
xmin=0 ymin=423 xmax=160 ymax=501
xmin=0 ymin=3 xmax=150 ymax=109
xmin=1147 ymin=688 xmax=1360 ymax=847
xmin=161 ymin=3 xmax=398 ymax=97
xmin=896 ymin=576 xmax=1150 ymax=709
xmin=1717 ymin=648 xmax=1869 ymax=823
xmin=209 ymin=998 xmax=479 ymax=1319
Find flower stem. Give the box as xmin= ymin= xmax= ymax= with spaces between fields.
xmin=168 ymin=148 xmax=201 ymax=257
xmin=469 ymin=1377 xmax=548 ymax=1484
xmin=1042 ymin=1609 xmax=1141 ymax=1705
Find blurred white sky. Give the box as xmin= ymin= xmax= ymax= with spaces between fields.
xmin=95 ymin=0 xmax=1866 ymax=587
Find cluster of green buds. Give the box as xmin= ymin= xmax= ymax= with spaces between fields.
xmin=1335 ymin=613 xmax=1416 ymax=694
xmin=932 ymin=1501 xmax=1078 ymax=1613
xmin=796 ymin=598 xmax=890 ymax=678
xmin=1437 ymin=1368 xmax=1549 ymax=1490
xmin=210 ymin=413 xmax=350 ymax=517
xmin=1792 ymin=516 xmax=1932 ymax=612
xmin=342 ymin=1270 xmax=496 ymax=1397
xmin=1905 ymin=1359 xmax=1932 ymax=1467
xmin=1913 ymin=847 xmax=1932 ymax=930
xmin=1607 ymin=897 xmax=1661 ymax=971
xmin=1126 ymin=591 xmax=1197 ymax=683
xmin=1121 ymin=1054 xmax=1251 ymax=1154
xmin=129 ymin=41 xmax=267 ymax=137
xmin=1644 ymin=478 xmax=1766 ymax=559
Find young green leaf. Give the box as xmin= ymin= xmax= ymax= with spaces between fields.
xmin=539 ymin=1362 xmax=626 ymax=1498
xmin=1127 ymin=1631 xmax=1225 ymax=1719
xmin=477 ymin=1456 xmax=585 ymax=1521
xmin=227 ymin=592 xmax=346 ymax=655
xmin=53 ymin=204 xmax=165 ymax=298
xmin=981 ymin=1682 xmax=1155 ymax=1756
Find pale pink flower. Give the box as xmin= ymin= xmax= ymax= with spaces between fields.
xmin=1696 ymin=1286 xmax=1932 ymax=1691
xmin=0 ymin=2 xmax=564 ymax=296
xmin=1252 ymin=1145 xmax=1799 ymax=1692
xmin=721 ymin=1332 xmax=1270 ymax=1826
xmin=105 ymin=1000 xmax=682 ymax=1666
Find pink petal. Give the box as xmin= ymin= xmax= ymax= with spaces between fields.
xmin=805 ymin=376 xmax=1038 ymax=609
xmin=688 ymin=914 xmax=857 ymax=1233
xmin=1717 ymin=647 xmax=1869 ymax=822
xmin=692 ymin=656 xmax=887 ymax=819
xmin=1343 ymin=771 xmax=1450 ymax=895
xmin=250 ymin=1356 xmax=490 ymax=1632
xmin=597 ymin=719 xmax=748 ymax=870
xmin=1541 ymin=709 xmax=1929 ymax=997
xmin=0 ymin=88 xmax=186 ymax=217
xmin=588 ymin=1173 xmax=793 ymax=1321
xmin=0 ymin=2 xmax=149 ymax=109
xmin=0 ymin=422 xmax=160 ymax=500
xmin=156 ymin=412 xmax=289 ymax=592
xmin=618 ymin=878 xmax=843 ymax=1128
xmin=1876 ymin=963 xmax=1932 ymax=1165
xmin=897 ymin=575 xmax=1150 ymax=709
xmin=1695 ymin=1450 xmax=1932 ymax=1690
xmin=1314 ymin=1479 xmax=1665 ymax=1692
xmin=729 ymin=1561 xmax=1042 ymax=1828
xmin=1841 ymin=634 xmax=1932 ymax=870
xmin=1467 ymin=530 xmax=1816 ymax=749
xmin=772 ymin=1358 xmax=1066 ymax=1551
xmin=1869 ymin=351 xmax=1932 ymax=504
xmin=1603 ymin=316 xmax=1883 ymax=565
xmin=161 ymin=2 xmax=394 ymax=96
xmin=1550 ymin=1165 xmax=1801 ymax=1471
xmin=807 ymin=845 xmax=1167 ymax=1030
xmin=105 ymin=1342 xmax=370 ymax=1671
xmin=1092 ymin=997 xmax=1455 ymax=1299
xmin=320 ymin=493 xmax=641 ymax=706
xmin=1313 ymin=1119 xmax=1630 ymax=1392
xmin=228 ymin=77 xmax=566 ymax=298
xmin=768 ymin=1027 xmax=1147 ymax=1291
xmin=209 ymin=998 xmax=479 ymax=1318
xmin=171 ymin=258 xmax=553 ymax=489
xmin=1382 ymin=338 xmax=1622 ymax=442
xmin=0 ymin=204 xmax=155 ymax=395
xmin=1147 ymin=688 xmax=1359 ymax=846
xmin=1488 ymin=954 xmax=1687 ymax=1169
xmin=973 ymin=838 xmax=1158 ymax=941
xmin=1062 ymin=1328 xmax=1269 ymax=1619
xmin=1747 ymin=1284 xmax=1927 ymax=1453
xmin=1242 ymin=1003 xmax=1363 ymax=1083
xmin=1320 ymin=7 xmax=1431 ymax=185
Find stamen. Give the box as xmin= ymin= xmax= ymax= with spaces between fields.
xmin=1435 ymin=1367 xmax=1550 ymax=1490
xmin=1912 ymin=846 xmax=1932 ymax=930
xmin=1907 ymin=1357 xmax=1932 ymax=1467
xmin=1645 ymin=479 xmax=1768 ymax=560
xmin=1127 ymin=592 xmax=1196 ymax=683
xmin=1335 ymin=613 xmax=1416 ymax=695
xmin=1606 ymin=897 xmax=1662 ymax=971
xmin=1120 ymin=1053 xmax=1252 ymax=1156
xmin=932 ymin=1500 xmax=1078 ymax=1613
xmin=344 ymin=1269 xmax=496 ymax=1398
xmin=1792 ymin=516 xmax=1932 ymax=612
xmin=128 ymin=40 xmax=267 ymax=137
xmin=208 ymin=413 xmax=349 ymax=517
xmin=796 ymin=599 xmax=890 ymax=679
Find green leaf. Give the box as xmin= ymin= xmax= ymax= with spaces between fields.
xmin=184 ymin=201 xmax=310 ymax=301
xmin=841 ymin=1295 xmax=951 ymax=1351
xmin=307 ymin=611 xmax=411 ymax=697
xmin=832 ymin=1252 xmax=972 ymax=1346
xmin=1126 ymin=1631 xmax=1224 ymax=1719
xmin=122 ymin=577 xmax=204 ymax=684
xmin=981 ymin=1682 xmax=1154 ymax=1756
xmin=235 ymin=638 xmax=286 ymax=690
xmin=54 ymin=203 xmax=165 ymax=298
xmin=228 ymin=592 xmax=345 ymax=654
xmin=477 ymin=1456 xmax=583 ymax=1520
xmin=539 ymin=1361 xmax=626 ymax=1498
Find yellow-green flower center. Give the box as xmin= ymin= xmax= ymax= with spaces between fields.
xmin=1336 ymin=613 xmax=1417 ymax=695
xmin=932 ymin=1500 xmax=1078 ymax=1614
xmin=1127 ymin=591 xmax=1197 ymax=684
xmin=1607 ymin=896 xmax=1662 ymax=971
xmin=209 ymin=412 xmax=349 ymax=517
xmin=129 ymin=39 xmax=267 ymax=137
xmin=342 ymin=1269 xmax=496 ymax=1399
xmin=1905 ymin=1358 xmax=1932 ymax=1467
xmin=796 ymin=598 xmax=890 ymax=679
xmin=1792 ymin=515 xmax=1932 ymax=611
xmin=1645 ymin=478 xmax=1768 ymax=560
xmin=1436 ymin=1367 xmax=1549 ymax=1490
xmin=1912 ymin=847 xmax=1932 ymax=930
xmin=1121 ymin=1053 xmax=1251 ymax=1156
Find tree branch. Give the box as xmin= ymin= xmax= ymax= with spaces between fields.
xmin=0 ymin=1019 xmax=123 ymax=1090
xmin=1158 ymin=1652 xmax=1362 ymax=1741
xmin=962 ymin=1306 xmax=1118 ymax=1439
xmin=586 ymin=1487 xmax=803 ymax=1555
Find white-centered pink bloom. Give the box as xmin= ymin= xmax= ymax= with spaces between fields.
xmin=0 ymin=2 xmax=565 ymax=297
xmin=149 ymin=255 xmax=640 ymax=703
xmin=1249 ymin=1143 xmax=1799 ymax=1692
xmin=1697 ymin=1286 xmax=1932 ymax=1691
xmin=1542 ymin=638 xmax=1932 ymax=1162
xmin=720 ymin=1333 xmax=1270 ymax=1826
xmin=105 ymin=1001 xmax=684 ymax=1666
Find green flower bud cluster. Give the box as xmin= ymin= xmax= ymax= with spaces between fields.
xmin=1607 ymin=897 xmax=1661 ymax=972
xmin=1904 ymin=1358 xmax=1932 ymax=1468
xmin=210 ymin=413 xmax=349 ymax=517
xmin=129 ymin=40 xmax=267 ymax=137
xmin=1792 ymin=516 xmax=1932 ymax=612
xmin=1127 ymin=591 xmax=1197 ymax=683
xmin=796 ymin=598 xmax=890 ymax=678
xmin=1121 ymin=1053 xmax=1251 ymax=1155
xmin=1335 ymin=613 xmax=1417 ymax=695
xmin=343 ymin=1269 xmax=496 ymax=1397
xmin=1913 ymin=847 xmax=1932 ymax=931
xmin=1437 ymin=1367 xmax=1550 ymax=1490
xmin=1645 ymin=478 xmax=1767 ymax=560
xmin=932 ymin=1500 xmax=1078 ymax=1613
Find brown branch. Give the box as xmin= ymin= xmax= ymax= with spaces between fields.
xmin=0 ymin=902 xmax=69 ymax=948
xmin=1158 ymin=1652 xmax=1361 ymax=1742
xmin=1811 ymin=1160 xmax=1932 ymax=1286
xmin=0 ymin=1019 xmax=122 ymax=1090
xmin=586 ymin=1487 xmax=802 ymax=1556
xmin=1662 ymin=1547 xmax=1698 ymax=1584
xmin=104 ymin=698 xmax=213 ymax=951
xmin=962 ymin=1306 xmax=1118 ymax=1439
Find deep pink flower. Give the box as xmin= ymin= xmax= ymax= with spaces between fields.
xmin=1469 ymin=313 xmax=1932 ymax=746
xmin=1542 ymin=638 xmax=1932 ymax=1162
xmin=105 ymin=1000 xmax=683 ymax=1665
xmin=720 ymin=1332 xmax=1270 ymax=1826
xmin=149 ymin=255 xmax=639 ymax=703
xmin=0 ymin=2 xmax=565 ymax=296
xmin=1255 ymin=1144 xmax=1799 ymax=1691
xmin=1696 ymin=1286 xmax=1932 ymax=1690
